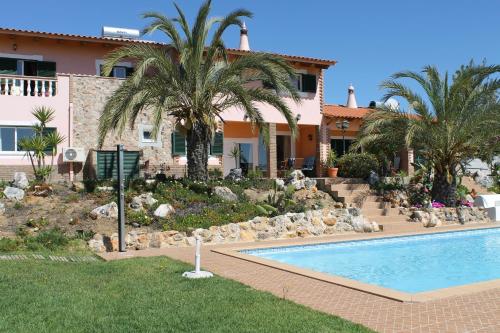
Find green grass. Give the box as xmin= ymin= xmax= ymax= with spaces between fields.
xmin=0 ymin=256 xmax=372 ymax=333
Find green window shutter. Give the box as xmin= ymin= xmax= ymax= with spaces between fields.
xmin=0 ymin=57 xmax=18 ymax=75
xmin=96 ymin=151 xmax=139 ymax=180
xmin=211 ymin=132 xmax=223 ymax=156
xmin=37 ymin=61 xmax=56 ymax=77
xmin=171 ymin=131 xmax=186 ymax=155
xmin=301 ymin=74 xmax=317 ymax=93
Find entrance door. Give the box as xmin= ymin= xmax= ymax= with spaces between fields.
xmin=276 ymin=135 xmax=292 ymax=167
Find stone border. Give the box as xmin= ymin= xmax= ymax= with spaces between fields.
xmin=213 ymin=224 xmax=500 ymax=303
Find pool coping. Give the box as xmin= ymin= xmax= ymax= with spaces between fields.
xmin=212 ymin=224 xmax=500 ymax=303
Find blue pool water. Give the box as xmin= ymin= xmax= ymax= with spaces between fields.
xmin=243 ymin=228 xmax=500 ymax=293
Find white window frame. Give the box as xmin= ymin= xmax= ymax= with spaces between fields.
xmin=95 ymin=59 xmax=133 ymax=78
xmin=138 ymin=124 xmax=162 ymax=148
xmin=295 ymin=69 xmax=317 ymax=97
xmin=0 ymin=125 xmax=39 ymax=156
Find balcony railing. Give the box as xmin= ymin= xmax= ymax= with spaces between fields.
xmin=0 ymin=74 xmax=57 ymax=97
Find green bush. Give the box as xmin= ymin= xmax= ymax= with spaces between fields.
xmin=337 ymin=153 xmax=379 ymax=178
xmin=0 ymin=238 xmax=21 ymax=252
xmin=127 ymin=210 xmax=154 ymax=226
xmin=25 ymin=228 xmax=69 ymax=251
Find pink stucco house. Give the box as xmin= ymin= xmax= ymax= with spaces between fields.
xmin=1 ymin=25 xmax=413 ymax=182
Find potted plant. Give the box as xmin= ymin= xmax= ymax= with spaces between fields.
xmin=325 ymin=149 xmax=338 ymax=177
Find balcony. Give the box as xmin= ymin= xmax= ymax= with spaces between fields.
xmin=0 ymin=74 xmax=57 ymax=97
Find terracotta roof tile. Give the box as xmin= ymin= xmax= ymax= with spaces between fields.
xmin=0 ymin=27 xmax=337 ymax=67
xmin=323 ymin=104 xmax=372 ymax=119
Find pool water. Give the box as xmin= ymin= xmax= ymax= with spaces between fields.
xmin=243 ymin=228 xmax=500 ymax=293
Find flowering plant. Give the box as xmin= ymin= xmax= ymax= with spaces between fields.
xmin=431 ymin=201 xmax=445 ymax=208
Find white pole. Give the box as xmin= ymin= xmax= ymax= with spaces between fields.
xmin=194 ymin=236 xmax=201 ymax=274
xmin=182 ymin=235 xmax=213 ymax=279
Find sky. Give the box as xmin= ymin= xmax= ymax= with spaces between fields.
xmin=2 ymin=0 xmax=499 ymax=106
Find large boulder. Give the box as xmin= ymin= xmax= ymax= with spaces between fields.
xmin=275 ymin=178 xmax=285 ymax=190
xmin=90 ymin=202 xmax=118 ymax=219
xmin=304 ymin=178 xmax=317 ymax=190
xmin=3 ymin=186 xmax=25 ymax=201
xmin=0 ymin=201 xmax=5 ymax=215
xmin=130 ymin=192 xmax=158 ymax=211
xmin=225 ymin=168 xmax=243 ymax=181
xmin=154 ymin=204 xmax=175 ymax=218
xmin=213 ymin=186 xmax=238 ymax=201
xmin=13 ymin=172 xmax=29 ymax=189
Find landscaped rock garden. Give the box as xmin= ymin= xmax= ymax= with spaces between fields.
xmin=405 ymin=207 xmax=491 ymax=228
xmin=88 ymin=207 xmax=380 ymax=252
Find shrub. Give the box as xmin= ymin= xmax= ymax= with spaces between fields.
xmin=26 ymin=217 xmax=49 ymax=228
xmin=25 ymin=228 xmax=69 ymax=251
xmin=337 ymin=153 xmax=379 ymax=178
xmin=127 ymin=210 xmax=154 ymax=226
xmin=0 ymin=238 xmax=20 ymax=252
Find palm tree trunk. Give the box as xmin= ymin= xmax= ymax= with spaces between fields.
xmin=431 ymin=169 xmax=457 ymax=207
xmin=186 ymin=123 xmax=210 ymax=181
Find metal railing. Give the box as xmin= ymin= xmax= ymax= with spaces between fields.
xmin=0 ymin=74 xmax=57 ymax=97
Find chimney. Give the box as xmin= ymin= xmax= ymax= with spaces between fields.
xmin=239 ymin=22 xmax=250 ymax=51
xmin=346 ymin=84 xmax=358 ymax=108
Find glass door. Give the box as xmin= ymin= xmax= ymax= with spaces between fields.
xmin=238 ymin=143 xmax=253 ymax=175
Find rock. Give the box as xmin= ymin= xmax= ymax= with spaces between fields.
xmin=213 ymin=186 xmax=238 ymax=201
xmin=129 ymin=197 xmax=143 ymax=211
xmin=368 ymin=171 xmax=379 ymax=186
xmin=363 ymin=221 xmax=374 ymax=232
xmin=97 ymin=186 xmax=114 ymax=192
xmin=225 ymin=168 xmax=243 ymax=181
xmin=243 ymin=188 xmax=269 ymax=203
xmin=90 ymin=202 xmax=118 ymax=219
xmin=72 ymin=181 xmax=85 ymax=192
xmin=239 ymin=230 xmax=256 ymax=242
xmin=296 ymin=226 xmax=311 ymax=238
xmin=323 ymin=216 xmax=337 ymax=226
xmin=275 ymin=178 xmax=285 ymax=190
xmin=304 ymin=178 xmax=317 ymax=190
xmin=88 ymin=234 xmax=106 ymax=252
xmin=291 ymin=179 xmax=305 ymax=190
xmin=0 ymin=201 xmax=5 ymax=215
xmin=3 ymin=186 xmax=25 ymax=201
xmin=334 ymin=202 xmax=344 ymax=208
xmin=348 ymin=207 xmax=362 ymax=217
xmin=335 ymin=221 xmax=354 ymax=232
xmin=371 ymin=221 xmax=380 ymax=232
xmin=351 ymin=216 xmax=365 ymax=232
xmin=154 ymin=204 xmax=175 ymax=218
xmin=287 ymin=170 xmax=305 ymax=182
xmin=13 ymin=172 xmax=29 ymax=189
xmin=425 ymin=213 xmax=441 ymax=228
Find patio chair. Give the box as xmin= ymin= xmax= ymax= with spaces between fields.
xmin=301 ymin=156 xmax=315 ymax=177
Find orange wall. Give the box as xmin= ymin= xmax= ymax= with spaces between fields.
xmin=224 ymin=121 xmax=259 ymax=138
xmin=0 ymin=35 xmax=121 ymax=75
xmin=296 ymin=125 xmax=316 ymax=158
xmin=327 ymin=118 xmax=362 ymax=137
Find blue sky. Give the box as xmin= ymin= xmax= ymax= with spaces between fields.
xmin=2 ymin=0 xmax=499 ymax=106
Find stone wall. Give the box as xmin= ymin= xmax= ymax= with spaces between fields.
xmin=406 ymin=207 xmax=491 ymax=227
xmin=71 ymin=75 xmax=221 ymax=180
xmin=88 ymin=207 xmax=381 ymax=252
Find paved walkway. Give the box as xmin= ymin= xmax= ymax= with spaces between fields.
xmin=102 ymin=223 xmax=500 ymax=333
xmin=0 ymin=253 xmax=98 ymax=262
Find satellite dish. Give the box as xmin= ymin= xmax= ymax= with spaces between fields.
xmin=385 ymin=98 xmax=399 ymax=110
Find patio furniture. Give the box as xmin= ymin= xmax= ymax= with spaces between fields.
xmin=301 ymin=156 xmax=316 ymax=177
xmin=474 ymin=194 xmax=500 ymax=221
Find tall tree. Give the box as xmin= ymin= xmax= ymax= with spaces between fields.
xmin=355 ymin=63 xmax=500 ymax=206
xmin=98 ymin=0 xmax=299 ymax=180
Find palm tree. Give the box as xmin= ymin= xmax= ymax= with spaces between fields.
xmin=18 ymin=106 xmax=65 ymax=183
xmin=98 ymin=0 xmax=299 ymax=180
xmin=355 ymin=62 xmax=500 ymax=206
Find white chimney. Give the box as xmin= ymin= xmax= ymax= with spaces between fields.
xmin=346 ymin=84 xmax=358 ymax=108
xmin=239 ymin=22 xmax=250 ymax=51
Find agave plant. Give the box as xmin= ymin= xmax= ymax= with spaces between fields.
xmin=355 ymin=62 xmax=500 ymax=206
xmin=97 ymin=0 xmax=300 ymax=180
xmin=19 ymin=106 xmax=65 ymax=183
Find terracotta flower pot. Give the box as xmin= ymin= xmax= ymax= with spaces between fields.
xmin=327 ymin=167 xmax=338 ymax=178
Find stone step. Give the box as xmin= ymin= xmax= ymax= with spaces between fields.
xmin=362 ymin=208 xmax=403 ymax=217
xmin=377 ymin=222 xmax=423 ymax=233
xmin=364 ymin=215 xmax=409 ymax=223
xmin=335 ymin=194 xmax=380 ymax=204
xmin=330 ymin=183 xmax=370 ymax=191
xmin=324 ymin=177 xmax=367 ymax=185
xmin=351 ymin=201 xmax=394 ymax=210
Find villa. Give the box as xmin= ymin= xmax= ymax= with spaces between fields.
xmin=0 ymin=25 xmax=414 ymax=181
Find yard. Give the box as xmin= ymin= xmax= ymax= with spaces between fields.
xmin=0 ymin=256 xmax=372 ymax=333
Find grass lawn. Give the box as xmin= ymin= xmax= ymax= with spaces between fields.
xmin=0 ymin=256 xmax=372 ymax=333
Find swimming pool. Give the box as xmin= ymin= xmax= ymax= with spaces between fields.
xmin=242 ymin=228 xmax=500 ymax=294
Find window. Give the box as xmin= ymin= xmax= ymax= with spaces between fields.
xmin=289 ymin=73 xmax=317 ymax=93
xmin=139 ymin=124 xmax=161 ymax=147
xmin=0 ymin=126 xmax=50 ymax=152
xmin=98 ymin=62 xmax=134 ymax=78
xmin=331 ymin=139 xmax=353 ymax=157
xmin=171 ymin=130 xmax=223 ymax=156
xmin=0 ymin=57 xmax=56 ymax=77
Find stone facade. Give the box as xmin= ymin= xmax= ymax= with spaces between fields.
xmin=71 ymin=75 xmax=222 ymax=180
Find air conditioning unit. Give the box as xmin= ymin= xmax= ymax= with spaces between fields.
xmin=62 ymin=147 xmax=86 ymax=163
